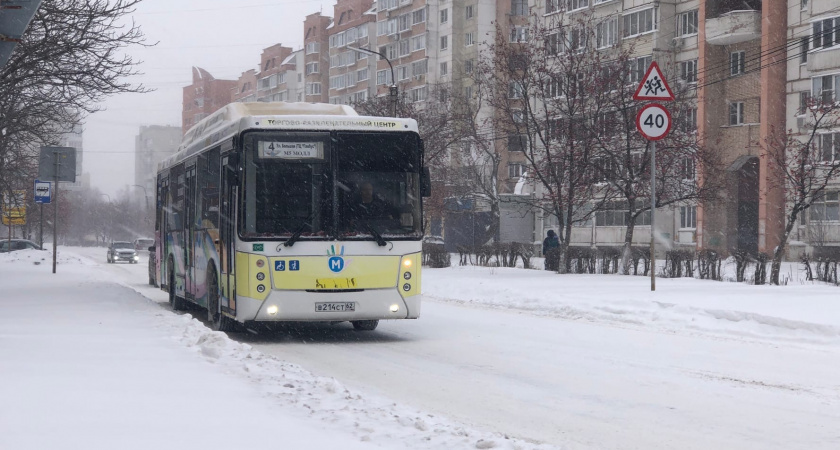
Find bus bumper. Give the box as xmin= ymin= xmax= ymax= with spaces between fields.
xmin=235 ymin=289 xmax=421 ymax=322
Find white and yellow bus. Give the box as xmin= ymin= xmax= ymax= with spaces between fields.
xmin=151 ymin=102 xmax=429 ymax=331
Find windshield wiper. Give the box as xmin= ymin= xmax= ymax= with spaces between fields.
xmin=361 ymin=220 xmax=387 ymax=247
xmin=284 ymin=216 xmax=312 ymax=247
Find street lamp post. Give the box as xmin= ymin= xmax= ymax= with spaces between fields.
xmin=131 ymin=184 xmax=150 ymax=226
xmin=347 ymin=46 xmax=398 ymax=118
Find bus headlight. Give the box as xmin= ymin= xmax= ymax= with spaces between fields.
xmin=267 ymin=305 xmax=278 ymax=315
xmin=390 ymin=304 xmax=400 ymax=313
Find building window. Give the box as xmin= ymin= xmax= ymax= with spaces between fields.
xmin=812 ymin=17 xmax=840 ymax=50
xmin=546 ymin=0 xmax=560 ymax=14
xmin=676 ymin=10 xmax=698 ymax=36
xmin=509 ymin=81 xmax=524 ymax=99
xmin=466 ymin=5 xmax=474 ymax=20
xmin=812 ymin=74 xmax=840 ymax=104
xmin=511 ymin=0 xmax=528 ymax=16
xmin=412 ymin=34 xmax=426 ymax=51
xmin=440 ymin=8 xmax=448 ymax=24
xmin=628 ymin=55 xmax=652 ymax=84
xmin=440 ymin=62 xmax=448 ymax=76
xmin=819 ymin=132 xmax=840 ymax=162
xmin=508 ymin=134 xmax=527 ymax=152
xmin=305 ymin=42 xmax=320 ymax=55
xmin=730 ymin=51 xmax=745 ymax=76
xmin=398 ymin=65 xmax=409 ymax=81
xmin=409 ymin=86 xmax=428 ymax=102
xmin=622 ymin=8 xmax=656 ymax=38
xmin=801 ymin=37 xmax=810 ymax=63
xmin=680 ymin=206 xmax=697 ymax=228
xmin=799 ymin=91 xmax=810 ymax=114
xmin=568 ymin=0 xmax=589 ymax=11
xmin=595 ymin=201 xmax=651 ymax=226
xmin=810 ymin=191 xmax=840 ymax=221
xmin=376 ymin=70 xmax=392 ymax=85
xmin=412 ymin=8 xmax=426 ymax=25
xmin=508 ymin=163 xmax=525 ymax=178
xmin=465 ymin=32 xmax=475 ymax=46
xmin=305 ymin=82 xmax=321 ymax=95
xmin=357 ymin=68 xmax=369 ymax=82
xmin=411 ymin=59 xmax=427 ymax=76
xmin=679 ymin=59 xmax=697 ymax=83
xmin=440 ymin=35 xmax=449 ymax=50
xmin=400 ymin=39 xmax=411 ymax=56
xmin=677 ymin=107 xmax=697 ymax=133
xmin=510 ymin=26 xmax=529 ymax=43
xmin=729 ymin=102 xmax=745 ymax=125
xmin=596 ymin=18 xmax=618 ymax=49
xmin=305 ymin=62 xmax=319 ymax=75
xmin=465 ymin=85 xmax=473 ymax=98
xmin=464 ymin=59 xmax=474 ymax=74
xmin=567 ymin=26 xmax=587 ymax=53
xmin=680 ymin=157 xmax=695 ymax=180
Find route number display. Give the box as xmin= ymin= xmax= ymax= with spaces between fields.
xmin=635 ymin=103 xmax=672 ymax=141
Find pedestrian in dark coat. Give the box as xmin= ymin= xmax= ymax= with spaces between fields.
xmin=543 ymin=229 xmax=560 ymax=271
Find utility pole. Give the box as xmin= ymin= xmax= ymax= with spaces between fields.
xmin=347 ymin=46 xmax=398 ymax=117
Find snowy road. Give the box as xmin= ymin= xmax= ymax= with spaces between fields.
xmin=72 ymin=246 xmax=840 ymax=449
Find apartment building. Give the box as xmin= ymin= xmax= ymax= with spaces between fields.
xmin=133 ymin=125 xmax=181 ymax=203
xmin=517 ymin=0 xmax=798 ymax=257
xmin=374 ymin=0 xmax=430 ymax=104
xmin=328 ymin=0 xmax=377 ymax=105
xmin=304 ymin=13 xmax=332 ymax=103
xmin=254 ymin=44 xmax=294 ymax=102
xmin=182 ymin=67 xmax=237 ymax=132
xmin=785 ymin=0 xmax=840 ymax=258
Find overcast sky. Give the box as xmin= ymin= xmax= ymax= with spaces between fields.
xmin=83 ymin=0 xmax=337 ymax=197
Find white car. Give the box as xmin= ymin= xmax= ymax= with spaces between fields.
xmin=107 ymin=241 xmax=139 ymax=264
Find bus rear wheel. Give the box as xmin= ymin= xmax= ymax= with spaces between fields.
xmin=169 ymin=261 xmax=186 ymax=311
xmin=207 ymin=268 xmax=236 ymax=332
xmin=351 ymin=320 xmax=379 ymax=331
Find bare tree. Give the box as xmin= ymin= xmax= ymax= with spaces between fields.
xmin=766 ymin=97 xmax=840 ymax=285
xmin=0 ymin=0 xmax=151 ymax=204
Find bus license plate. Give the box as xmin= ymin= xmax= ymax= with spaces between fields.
xmin=315 ymin=302 xmax=356 ymax=312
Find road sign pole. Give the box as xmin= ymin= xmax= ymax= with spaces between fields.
xmin=53 ymin=151 xmax=58 ymax=274
xmin=650 ymin=141 xmax=656 ymax=292
xmin=39 ymin=203 xmax=44 ymax=249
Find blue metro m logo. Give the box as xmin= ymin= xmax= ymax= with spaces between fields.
xmin=328 ymin=256 xmax=344 ymax=273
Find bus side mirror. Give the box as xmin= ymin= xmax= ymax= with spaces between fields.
xmin=421 ymin=167 xmax=432 ymax=198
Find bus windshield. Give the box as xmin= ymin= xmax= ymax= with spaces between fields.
xmin=240 ymin=130 xmax=422 ymax=241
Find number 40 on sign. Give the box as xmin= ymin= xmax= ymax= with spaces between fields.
xmin=635 ymin=103 xmax=672 ymax=141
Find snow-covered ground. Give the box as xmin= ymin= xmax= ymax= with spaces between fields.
xmin=2 ymin=246 xmax=839 ymax=449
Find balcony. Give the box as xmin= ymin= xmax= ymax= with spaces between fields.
xmin=705 ymin=10 xmax=761 ymax=45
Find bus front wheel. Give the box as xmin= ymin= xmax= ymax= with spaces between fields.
xmin=351 ymin=320 xmax=379 ymax=331
xmin=207 ymin=268 xmax=236 ymax=332
xmin=169 ymin=260 xmax=186 ymax=311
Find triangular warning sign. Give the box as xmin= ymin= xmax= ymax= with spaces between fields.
xmin=633 ymin=61 xmax=674 ymax=101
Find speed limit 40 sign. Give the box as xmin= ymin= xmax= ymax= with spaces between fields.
xmin=635 ymin=103 xmax=672 ymax=141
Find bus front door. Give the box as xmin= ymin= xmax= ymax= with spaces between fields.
xmin=184 ymin=165 xmax=197 ymax=303
xmin=220 ymin=156 xmax=237 ymax=315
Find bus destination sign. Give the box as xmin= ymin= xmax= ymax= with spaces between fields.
xmin=259 ymin=141 xmax=324 ymax=159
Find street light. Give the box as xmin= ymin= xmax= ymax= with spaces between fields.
xmin=131 ymin=184 xmax=151 ymax=228
xmin=347 ymin=46 xmax=398 ymax=118
xmin=100 ymin=193 xmax=111 ymax=203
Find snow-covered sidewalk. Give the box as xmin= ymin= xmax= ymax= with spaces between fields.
xmin=424 ymin=264 xmax=840 ymax=346
xmin=0 ymin=248 xmax=555 ymax=450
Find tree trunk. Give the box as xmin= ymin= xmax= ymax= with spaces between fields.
xmin=620 ymin=217 xmax=637 ymax=275
xmin=770 ymin=210 xmax=799 ymax=285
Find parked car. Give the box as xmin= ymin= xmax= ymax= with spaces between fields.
xmin=0 ymin=239 xmax=44 ymax=253
xmin=148 ymin=245 xmax=157 ymax=286
xmin=134 ymin=238 xmax=154 ymax=252
xmin=107 ymin=241 xmax=139 ymax=264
